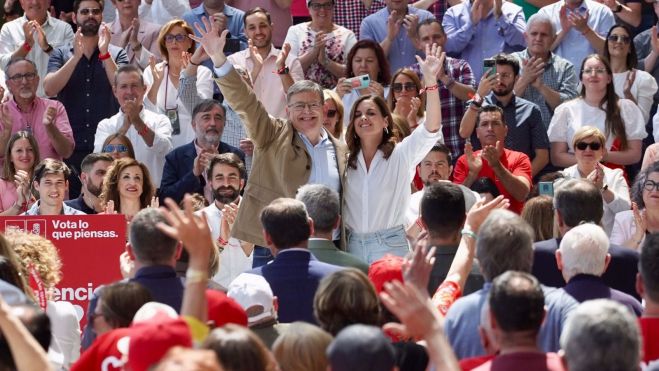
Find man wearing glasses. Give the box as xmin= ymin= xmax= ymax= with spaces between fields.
xmin=190 ymin=18 xmax=347 ymax=254
xmin=0 ymin=0 xmax=74 ymax=98
xmin=0 ymin=57 xmax=74 ymax=161
xmin=43 ymin=0 xmax=129 ymax=198
xmin=453 ymin=105 xmax=532 ymax=214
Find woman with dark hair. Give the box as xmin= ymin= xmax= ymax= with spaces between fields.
xmin=337 ymin=40 xmax=392 ymax=127
xmin=101 ymin=133 xmax=136 ymax=160
xmin=144 ymin=19 xmax=214 ymax=148
xmin=547 ymin=54 xmax=645 ymax=168
xmin=202 ymin=324 xmax=278 ymax=371
xmin=0 ymin=131 xmax=38 ymax=215
xmin=603 ymin=24 xmax=657 ymax=123
xmin=91 ymin=282 xmax=153 ymax=336
xmin=388 ymin=68 xmax=426 ymax=130
xmin=343 ymin=45 xmax=443 ymax=263
xmin=611 ymin=161 xmax=659 ymax=249
xmin=100 ymin=158 xmax=156 ymax=221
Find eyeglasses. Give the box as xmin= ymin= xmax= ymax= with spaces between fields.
xmin=103 ymin=144 xmax=128 ymax=153
xmin=478 ymin=121 xmax=503 ymax=128
xmin=7 ymin=72 xmax=37 ymax=82
xmin=644 ymin=180 xmax=659 ymax=192
xmin=164 ymin=34 xmax=188 ymax=44
xmin=288 ymin=102 xmax=323 ymax=111
xmin=309 ymin=2 xmax=334 ymax=10
xmin=392 ymin=82 xmax=417 ymax=93
xmin=78 ymin=8 xmax=102 ymax=16
xmin=607 ymin=34 xmax=631 ymax=44
xmin=326 ymin=109 xmax=337 ymax=118
xmin=582 ymin=68 xmax=608 ymax=76
xmin=575 ymin=141 xmax=602 ymax=151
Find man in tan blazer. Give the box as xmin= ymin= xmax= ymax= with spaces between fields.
xmin=190 ymin=19 xmax=348 ymax=249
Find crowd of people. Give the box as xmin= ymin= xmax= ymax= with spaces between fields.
xmin=0 ymin=0 xmax=658 ymax=369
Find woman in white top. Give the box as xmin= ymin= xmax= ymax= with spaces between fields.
xmin=337 ymin=40 xmax=392 ymax=128
xmin=548 ymin=54 xmax=645 ymax=169
xmin=611 ymin=162 xmax=659 ymax=249
xmin=387 ymin=68 xmax=427 ymax=131
xmin=561 ymin=126 xmax=630 ymax=235
xmin=343 ymin=44 xmax=443 ymax=264
xmin=143 ymin=19 xmax=214 ymax=149
xmin=603 ymin=24 xmax=658 ymax=123
xmin=283 ymin=0 xmax=356 ymax=88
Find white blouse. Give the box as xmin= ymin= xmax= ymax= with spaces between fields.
xmin=561 ymin=164 xmax=631 ymax=235
xmin=610 ymin=209 xmax=639 ymax=247
xmin=612 ymin=69 xmax=658 ymax=124
xmin=344 ymin=124 xmax=443 ymax=234
xmin=143 ymin=64 xmax=214 ymax=149
xmin=548 ymin=98 xmax=646 ymax=153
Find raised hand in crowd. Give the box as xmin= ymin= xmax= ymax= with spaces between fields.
xmin=212 ymin=12 xmax=228 ymax=33
xmin=403 ymin=14 xmax=420 ymax=40
xmin=622 ymin=69 xmax=637 ymax=103
xmin=150 ymin=196 xmax=160 ymax=208
xmin=386 ymin=10 xmax=402 ymax=43
xmin=493 ymin=0 xmax=503 ymax=19
xmin=568 ymin=9 xmax=590 ymax=33
xmin=42 ymin=105 xmax=56 ymax=127
xmin=247 ymin=38 xmax=264 ymax=77
xmin=559 ymin=5 xmax=572 ymax=34
xmin=403 ymin=243 xmax=436 ymax=293
xmin=219 ymin=200 xmax=239 ymax=243
xmin=190 ymin=17 xmax=229 ymax=67
xmin=13 ymin=170 xmax=31 ymax=209
xmin=129 ymin=18 xmax=141 ymax=49
xmin=193 ymin=149 xmax=217 ymax=177
xmin=119 ymin=251 xmax=136 ymax=279
xmin=21 ymin=20 xmax=35 ymax=49
xmin=476 ymin=70 xmax=498 ymax=98
xmin=33 ymin=22 xmax=49 ymax=52
xmin=0 ymin=102 xmax=13 ymax=134
xmin=239 ymin=138 xmax=254 ymax=156
xmin=98 ymin=24 xmax=111 ymax=56
xmin=72 ymin=29 xmax=84 ymax=60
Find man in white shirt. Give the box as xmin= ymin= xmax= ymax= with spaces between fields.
xmin=0 ymin=0 xmax=74 ymax=97
xmin=198 ymin=153 xmax=253 ymax=289
xmin=93 ymin=65 xmax=172 ymax=186
xmin=226 ymin=7 xmax=303 ymax=118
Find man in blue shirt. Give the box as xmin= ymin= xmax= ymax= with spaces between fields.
xmin=359 ymin=0 xmax=434 ymax=74
xmin=183 ymin=0 xmax=247 ymax=55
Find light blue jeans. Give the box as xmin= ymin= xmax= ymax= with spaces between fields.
xmin=346 ymin=225 xmax=410 ymax=265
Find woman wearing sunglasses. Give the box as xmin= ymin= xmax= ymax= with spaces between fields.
xmin=561 ymin=126 xmax=630 ymax=235
xmin=611 ymin=162 xmax=659 ymax=250
xmin=101 ymin=133 xmax=136 ymax=160
xmin=387 ymin=68 xmax=426 ymax=131
xmin=547 ymin=54 xmax=645 ymax=169
xmin=0 ymin=131 xmax=38 ymax=215
xmin=144 ymin=19 xmax=214 ymax=149
xmin=322 ymin=89 xmax=344 ymax=141
xmin=603 ymin=24 xmax=658 ymax=124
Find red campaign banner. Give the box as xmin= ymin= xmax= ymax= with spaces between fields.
xmin=0 ymin=215 xmax=126 ymax=327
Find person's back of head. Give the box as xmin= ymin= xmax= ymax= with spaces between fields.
xmin=295 ymin=184 xmax=340 ymax=236
xmin=554 ymin=179 xmax=603 ymax=230
xmin=272 ymin=322 xmax=333 ymax=371
xmin=421 ymin=182 xmax=466 ymax=240
xmin=0 ymin=304 xmax=50 ymax=370
xmin=202 ymin=324 xmax=274 ymax=371
xmin=327 ymin=324 xmax=396 ymax=371
xmin=560 ymin=299 xmax=640 ymax=371
xmin=557 ymin=223 xmax=610 ymax=282
xmin=488 ymin=271 xmax=545 ymax=343
xmin=477 ymin=209 xmax=534 ymax=281
xmin=314 ymin=268 xmax=380 ymax=336
xmin=227 ymin=273 xmax=277 ymax=326
xmin=99 ymin=282 xmax=154 ymax=330
xmin=639 ymin=233 xmax=659 ymax=304
xmin=260 ymin=198 xmax=312 ymax=251
xmin=129 ymin=208 xmax=179 ymax=265
xmin=521 ymin=195 xmax=554 ymax=242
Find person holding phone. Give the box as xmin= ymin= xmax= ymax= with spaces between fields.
xmin=561 ymin=126 xmax=630 ymax=235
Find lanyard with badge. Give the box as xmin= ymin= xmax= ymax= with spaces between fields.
xmin=165 ymin=65 xmax=181 ymax=135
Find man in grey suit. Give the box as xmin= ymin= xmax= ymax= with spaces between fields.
xmin=296 ymin=184 xmax=368 ymax=273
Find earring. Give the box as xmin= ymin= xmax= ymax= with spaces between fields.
xmin=384 ymin=127 xmax=389 ymax=134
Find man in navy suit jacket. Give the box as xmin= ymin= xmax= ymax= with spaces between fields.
xmin=160 ymin=99 xmax=244 ymax=203
xmin=249 ymin=198 xmax=343 ymax=324
xmin=532 ymin=179 xmax=639 ymax=300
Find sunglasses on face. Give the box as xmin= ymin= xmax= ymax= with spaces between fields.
xmin=103 ymin=144 xmax=128 ymax=153
xmin=165 ymin=34 xmax=188 ymax=44
xmin=607 ymin=34 xmax=631 ymax=44
xmin=326 ymin=109 xmax=337 ymax=118
xmin=78 ymin=8 xmax=102 ymax=16
xmin=392 ymin=82 xmax=417 ymax=93
xmin=575 ymin=141 xmax=602 ymax=151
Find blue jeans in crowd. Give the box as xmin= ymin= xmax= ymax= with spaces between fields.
xmin=346 ymin=225 xmax=410 ymax=265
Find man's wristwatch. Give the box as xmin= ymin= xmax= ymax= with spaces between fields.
xmin=613 ymin=3 xmax=623 ymax=13
xmin=43 ymin=44 xmax=53 ymax=53
xmin=471 ymin=93 xmax=484 ymax=107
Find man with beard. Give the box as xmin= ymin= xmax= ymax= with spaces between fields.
xmin=459 ymin=53 xmax=549 ymax=177
xmin=44 ymin=0 xmax=128 ymax=198
xmin=197 ymin=153 xmax=252 ymax=288
xmin=226 ymin=7 xmax=303 ymax=118
xmin=0 ymin=0 xmax=74 ymax=98
xmin=0 ymin=57 xmax=74 ymax=160
xmin=65 ymin=153 xmax=113 ymax=214
xmin=93 ymin=65 xmax=173 ymax=186
xmin=160 ymin=99 xmax=245 ymax=204
xmin=454 ymin=105 xmax=532 ymax=214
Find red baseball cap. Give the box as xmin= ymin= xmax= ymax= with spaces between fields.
xmin=368 ymin=254 xmax=404 ymax=294
xmin=206 ymin=289 xmax=248 ymax=328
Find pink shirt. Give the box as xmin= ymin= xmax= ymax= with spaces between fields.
xmin=227 ymin=46 xmax=304 ymax=118
xmin=229 ymin=0 xmax=293 ymax=47
xmin=6 ymin=97 xmax=75 ymax=161
xmin=0 ymin=179 xmax=33 ymax=213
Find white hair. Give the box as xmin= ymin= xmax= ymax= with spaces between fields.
xmin=559 ymin=223 xmax=609 ymax=281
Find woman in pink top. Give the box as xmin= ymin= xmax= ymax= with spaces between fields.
xmin=0 ymin=131 xmax=38 ymax=215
